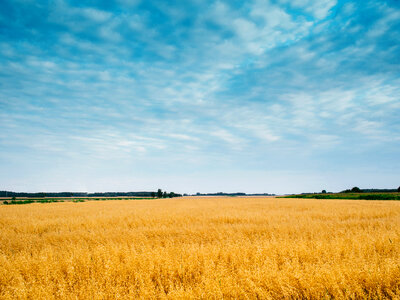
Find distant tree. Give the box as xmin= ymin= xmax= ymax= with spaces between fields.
xmin=168 ymin=192 xmax=175 ymax=198
xmin=398 ymin=186 xmax=400 ymax=192
xmin=321 ymin=190 xmax=327 ymax=194
xmin=12 ymin=196 xmax=16 ymax=201
xmin=151 ymin=192 xmax=156 ymax=198
xmin=157 ymin=189 xmax=163 ymax=198
xmin=351 ymin=187 xmax=362 ymax=193
xmin=163 ymin=191 xmax=167 ymax=198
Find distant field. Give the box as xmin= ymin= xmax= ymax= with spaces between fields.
xmin=1 ymin=197 xmax=400 ymax=298
xmin=1 ymin=197 xmax=150 ymax=205
xmin=280 ymin=193 xmax=400 ymax=200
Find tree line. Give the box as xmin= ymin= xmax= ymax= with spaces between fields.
xmin=0 ymin=190 xmax=182 ymax=198
xmin=340 ymin=187 xmax=400 ymax=193
xmin=151 ymin=189 xmax=182 ymax=198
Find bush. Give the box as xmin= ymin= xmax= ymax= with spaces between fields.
xmin=73 ymin=199 xmax=85 ymax=203
xmin=351 ymin=187 xmax=362 ymax=193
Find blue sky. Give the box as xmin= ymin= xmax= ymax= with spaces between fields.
xmin=1 ymin=0 xmax=399 ymax=194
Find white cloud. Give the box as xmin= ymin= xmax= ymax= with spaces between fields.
xmin=353 ymin=119 xmax=383 ymax=137
xmin=251 ymin=0 xmax=293 ymax=29
xmin=166 ymin=133 xmax=200 ymax=142
xmin=204 ymin=0 xmax=315 ymax=58
xmin=98 ymin=21 xmax=122 ymax=42
xmin=82 ymin=8 xmax=112 ymax=22
xmin=279 ymin=0 xmax=337 ymax=20
xmin=211 ymin=129 xmax=244 ymax=146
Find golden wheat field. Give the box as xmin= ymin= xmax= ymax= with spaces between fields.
xmin=1 ymin=197 xmax=400 ymax=299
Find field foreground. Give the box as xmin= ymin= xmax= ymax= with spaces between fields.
xmin=1 ymin=197 xmax=400 ymax=299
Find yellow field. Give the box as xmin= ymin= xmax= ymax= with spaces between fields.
xmin=1 ymin=197 xmax=400 ymax=299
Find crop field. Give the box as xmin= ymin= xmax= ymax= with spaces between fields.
xmin=1 ymin=197 xmax=400 ymax=299
xmin=280 ymin=193 xmax=400 ymax=200
xmin=1 ymin=197 xmax=151 ymax=205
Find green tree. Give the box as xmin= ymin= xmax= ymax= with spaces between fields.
xmin=351 ymin=187 xmax=361 ymax=193
xmin=163 ymin=191 xmax=167 ymax=198
xmin=398 ymin=186 xmax=400 ymax=192
xmin=321 ymin=190 xmax=326 ymax=194
xmin=157 ymin=189 xmax=163 ymax=198
xmin=151 ymin=192 xmax=156 ymax=198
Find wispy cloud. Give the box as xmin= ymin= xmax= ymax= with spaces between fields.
xmin=0 ymin=0 xmax=399 ymax=193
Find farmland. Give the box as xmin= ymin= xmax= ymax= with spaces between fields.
xmin=1 ymin=197 xmax=150 ymax=205
xmin=280 ymin=192 xmax=400 ymax=200
xmin=1 ymin=197 xmax=400 ymax=299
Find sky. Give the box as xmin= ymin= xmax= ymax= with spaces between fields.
xmin=0 ymin=0 xmax=399 ymax=194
